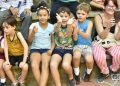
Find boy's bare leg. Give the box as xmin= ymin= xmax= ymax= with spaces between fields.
xmin=50 ymin=54 xmax=62 ymax=86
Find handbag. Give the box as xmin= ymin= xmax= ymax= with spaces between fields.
xmin=95 ymin=33 xmax=120 ymax=48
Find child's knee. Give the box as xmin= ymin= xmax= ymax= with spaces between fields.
xmin=3 ymin=64 xmax=11 ymax=71
xmin=22 ymin=63 xmax=28 ymax=70
xmin=31 ymin=62 xmax=39 ymax=69
xmin=73 ymin=50 xmax=81 ymax=59
xmin=86 ymin=56 xmax=94 ymax=64
xmin=50 ymin=62 xmax=58 ymax=70
xmin=62 ymin=62 xmax=71 ymax=71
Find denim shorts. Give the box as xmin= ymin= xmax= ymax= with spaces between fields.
xmin=52 ymin=48 xmax=73 ymax=58
xmin=30 ymin=49 xmax=49 ymax=55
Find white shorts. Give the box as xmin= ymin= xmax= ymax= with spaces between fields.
xmin=73 ymin=45 xmax=92 ymax=56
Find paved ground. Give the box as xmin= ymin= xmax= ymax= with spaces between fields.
xmin=78 ymin=77 xmax=120 ymax=86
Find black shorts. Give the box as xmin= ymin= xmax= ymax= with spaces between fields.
xmin=52 ymin=48 xmax=73 ymax=58
xmin=9 ymin=55 xmax=24 ymax=66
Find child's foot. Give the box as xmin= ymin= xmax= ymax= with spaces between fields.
xmin=0 ymin=82 xmax=6 ymax=86
xmin=11 ymin=82 xmax=19 ymax=86
xmin=69 ymin=78 xmax=76 ymax=86
xmin=74 ymin=74 xmax=80 ymax=85
xmin=83 ymin=71 xmax=91 ymax=82
xmin=97 ymin=73 xmax=109 ymax=83
xmin=18 ymin=76 xmax=25 ymax=86
xmin=18 ymin=82 xmax=25 ymax=86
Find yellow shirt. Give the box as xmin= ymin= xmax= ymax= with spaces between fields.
xmin=6 ymin=32 xmax=24 ymax=56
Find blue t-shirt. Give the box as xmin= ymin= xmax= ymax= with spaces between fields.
xmin=29 ymin=22 xmax=54 ymax=49
xmin=77 ymin=20 xmax=92 ymax=46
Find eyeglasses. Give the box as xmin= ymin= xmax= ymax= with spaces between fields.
xmin=106 ymin=5 xmax=116 ymax=9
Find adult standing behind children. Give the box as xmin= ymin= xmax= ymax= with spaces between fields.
xmin=28 ymin=4 xmax=55 ymax=86
xmin=50 ymin=0 xmax=79 ymax=24
xmin=72 ymin=2 xmax=94 ymax=85
xmin=2 ymin=16 xmax=29 ymax=86
xmin=90 ymin=0 xmax=105 ymax=10
xmin=0 ymin=0 xmax=33 ymax=41
xmin=93 ymin=0 xmax=120 ymax=83
xmin=50 ymin=6 xmax=76 ymax=86
xmin=0 ymin=26 xmax=6 ymax=86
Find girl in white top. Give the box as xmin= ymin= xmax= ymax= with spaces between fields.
xmin=28 ymin=4 xmax=55 ymax=86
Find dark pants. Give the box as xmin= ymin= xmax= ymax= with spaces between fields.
xmin=0 ymin=10 xmax=12 ymax=27
xmin=0 ymin=10 xmax=32 ymax=41
xmin=50 ymin=0 xmax=79 ymax=24
xmin=20 ymin=12 xmax=32 ymax=41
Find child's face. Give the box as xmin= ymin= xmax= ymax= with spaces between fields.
xmin=59 ymin=12 xmax=70 ymax=27
xmin=2 ymin=23 xmax=15 ymax=35
xmin=76 ymin=10 xmax=88 ymax=23
xmin=37 ymin=9 xmax=49 ymax=24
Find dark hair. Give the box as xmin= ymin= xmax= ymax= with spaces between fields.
xmin=57 ymin=6 xmax=71 ymax=15
xmin=0 ymin=25 xmax=4 ymax=36
xmin=3 ymin=16 xmax=17 ymax=27
xmin=104 ymin=0 xmax=118 ymax=8
xmin=37 ymin=1 xmax=49 ymax=15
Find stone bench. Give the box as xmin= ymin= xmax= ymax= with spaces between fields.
xmin=6 ymin=55 xmax=112 ymax=86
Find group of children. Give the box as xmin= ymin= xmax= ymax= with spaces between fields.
xmin=0 ymin=0 xmax=120 ymax=86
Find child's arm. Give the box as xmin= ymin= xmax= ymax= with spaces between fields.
xmin=4 ymin=34 xmax=10 ymax=64
xmin=54 ymin=13 xmax=62 ymax=32
xmin=90 ymin=1 xmax=104 ymax=9
xmin=66 ymin=18 xmax=74 ymax=37
xmin=17 ymin=32 xmax=28 ymax=63
xmin=47 ymin=34 xmax=55 ymax=55
xmin=28 ymin=25 xmax=38 ymax=44
xmin=78 ymin=21 xmax=93 ymax=39
xmin=72 ymin=20 xmax=78 ymax=41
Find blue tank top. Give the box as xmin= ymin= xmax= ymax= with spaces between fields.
xmin=77 ymin=20 xmax=92 ymax=46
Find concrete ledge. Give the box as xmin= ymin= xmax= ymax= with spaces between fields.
xmin=6 ymin=55 xmax=112 ymax=86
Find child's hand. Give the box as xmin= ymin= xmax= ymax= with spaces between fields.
xmin=67 ymin=17 xmax=75 ymax=25
xmin=47 ymin=49 xmax=53 ymax=56
xmin=4 ymin=61 xmax=10 ymax=65
xmin=19 ymin=62 xmax=26 ymax=68
xmin=32 ymin=26 xmax=38 ymax=33
xmin=56 ymin=13 xmax=62 ymax=23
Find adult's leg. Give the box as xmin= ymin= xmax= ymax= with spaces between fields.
xmin=0 ymin=10 xmax=12 ymax=26
xmin=108 ymin=45 xmax=120 ymax=72
xmin=20 ymin=12 xmax=32 ymax=41
xmin=69 ymin=1 xmax=79 ymax=19
xmin=92 ymin=44 xmax=109 ymax=74
xmin=30 ymin=52 xmax=41 ymax=86
xmin=40 ymin=53 xmax=51 ymax=86
xmin=50 ymin=54 xmax=62 ymax=86
xmin=50 ymin=1 xmax=63 ymax=24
